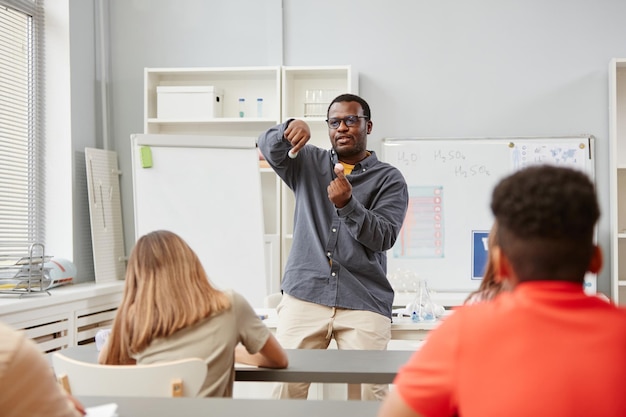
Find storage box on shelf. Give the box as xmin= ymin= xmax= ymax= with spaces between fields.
xmin=156 ymin=86 xmax=224 ymax=120
xmin=609 ymin=58 xmax=626 ymax=305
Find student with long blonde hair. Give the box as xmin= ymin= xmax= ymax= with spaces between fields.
xmin=99 ymin=230 xmax=288 ymax=397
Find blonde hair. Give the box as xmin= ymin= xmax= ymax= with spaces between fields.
xmin=103 ymin=230 xmax=231 ymax=364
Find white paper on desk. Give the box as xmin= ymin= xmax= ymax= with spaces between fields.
xmin=85 ymin=403 xmax=118 ymax=417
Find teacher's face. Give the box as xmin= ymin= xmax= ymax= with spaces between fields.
xmin=327 ymin=101 xmax=372 ymax=164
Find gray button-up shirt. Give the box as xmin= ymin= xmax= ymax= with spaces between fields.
xmin=257 ymin=121 xmax=409 ymax=318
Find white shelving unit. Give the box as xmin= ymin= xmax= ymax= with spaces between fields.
xmin=609 ymin=58 xmax=626 ymax=305
xmin=144 ymin=65 xmax=357 ymax=284
xmin=144 ymin=67 xmax=281 ymax=136
xmin=144 ymin=67 xmax=282 ymax=291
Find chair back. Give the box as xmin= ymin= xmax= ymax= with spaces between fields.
xmin=52 ymin=351 xmax=206 ymax=397
xmin=264 ymin=292 xmax=282 ymax=308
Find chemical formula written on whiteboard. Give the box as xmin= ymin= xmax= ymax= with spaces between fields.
xmin=394 ymin=149 xmax=468 ymax=165
xmin=454 ymin=164 xmax=491 ymax=178
xmin=394 ymin=151 xmax=418 ymax=165
xmin=434 ymin=149 xmax=492 ymax=178
xmin=434 ymin=149 xmax=466 ymax=162
xmin=394 ymin=149 xmax=492 ymax=178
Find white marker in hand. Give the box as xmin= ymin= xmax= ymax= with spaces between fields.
xmin=288 ymin=150 xmax=298 ymax=159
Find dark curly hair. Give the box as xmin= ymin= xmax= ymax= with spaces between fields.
xmin=327 ymin=93 xmax=371 ymax=120
xmin=490 ymin=165 xmax=599 ymax=283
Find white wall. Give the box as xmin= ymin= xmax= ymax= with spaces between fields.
xmin=45 ymin=0 xmax=98 ymax=283
xmin=103 ymin=0 xmax=626 ymax=295
xmin=69 ymin=0 xmax=98 ymax=282
xmin=45 ymin=1 xmax=72 ymax=264
xmin=107 ymin=0 xmax=283 ymax=254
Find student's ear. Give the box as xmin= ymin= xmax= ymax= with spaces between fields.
xmin=588 ymin=245 xmax=603 ymax=274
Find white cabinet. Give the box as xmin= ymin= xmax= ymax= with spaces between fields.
xmin=144 ymin=65 xmax=357 ymax=285
xmin=609 ymin=59 xmax=626 ymax=305
xmin=0 ymin=281 xmax=124 ymax=352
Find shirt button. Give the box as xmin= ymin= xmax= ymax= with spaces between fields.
xmin=331 ymin=272 xmax=336 ymax=277
xmin=327 ymin=252 xmax=331 ymax=257
xmin=332 ymin=228 xmax=337 ymax=232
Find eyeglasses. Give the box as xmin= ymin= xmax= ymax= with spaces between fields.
xmin=325 ymin=115 xmax=368 ymax=129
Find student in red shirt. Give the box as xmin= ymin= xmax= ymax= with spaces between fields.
xmin=379 ymin=165 xmax=626 ymax=417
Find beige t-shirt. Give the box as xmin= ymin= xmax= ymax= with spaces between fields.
xmin=133 ymin=290 xmax=270 ymax=397
xmin=0 ymin=322 xmax=81 ymax=417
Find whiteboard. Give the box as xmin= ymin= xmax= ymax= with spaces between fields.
xmin=381 ymin=136 xmax=595 ymax=293
xmin=131 ymin=134 xmax=267 ymax=307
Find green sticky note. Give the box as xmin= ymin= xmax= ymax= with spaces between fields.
xmin=140 ymin=146 xmax=152 ymax=168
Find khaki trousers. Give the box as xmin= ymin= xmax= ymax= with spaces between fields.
xmin=272 ymin=294 xmax=391 ymax=401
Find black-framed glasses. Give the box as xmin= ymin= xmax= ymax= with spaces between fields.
xmin=325 ymin=115 xmax=368 ymax=129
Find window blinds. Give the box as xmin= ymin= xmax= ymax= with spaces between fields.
xmin=0 ymin=0 xmax=45 ymax=260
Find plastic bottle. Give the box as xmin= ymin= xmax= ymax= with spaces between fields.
xmin=238 ymin=98 xmax=245 ymax=118
xmin=409 ymin=279 xmax=437 ymax=322
xmin=256 ymin=98 xmax=263 ymax=118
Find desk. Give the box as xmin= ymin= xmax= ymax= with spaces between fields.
xmin=58 ymin=346 xmax=414 ymax=385
xmin=237 ymin=349 xmax=413 ymax=384
xmin=78 ymin=395 xmax=381 ymax=417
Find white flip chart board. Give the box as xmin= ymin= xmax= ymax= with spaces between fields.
xmin=381 ymin=136 xmax=596 ymax=293
xmin=131 ymin=134 xmax=267 ymax=307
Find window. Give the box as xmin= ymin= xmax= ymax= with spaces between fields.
xmin=0 ymin=0 xmax=45 ymax=260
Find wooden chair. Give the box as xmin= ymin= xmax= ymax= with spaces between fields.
xmin=52 ymin=351 xmax=207 ymax=398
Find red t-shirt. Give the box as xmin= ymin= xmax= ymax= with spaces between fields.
xmin=394 ymin=281 xmax=626 ymax=417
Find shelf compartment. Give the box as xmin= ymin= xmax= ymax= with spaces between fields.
xmin=146 ymin=67 xmax=281 ymax=124
xmin=282 ymin=66 xmax=356 ymax=120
